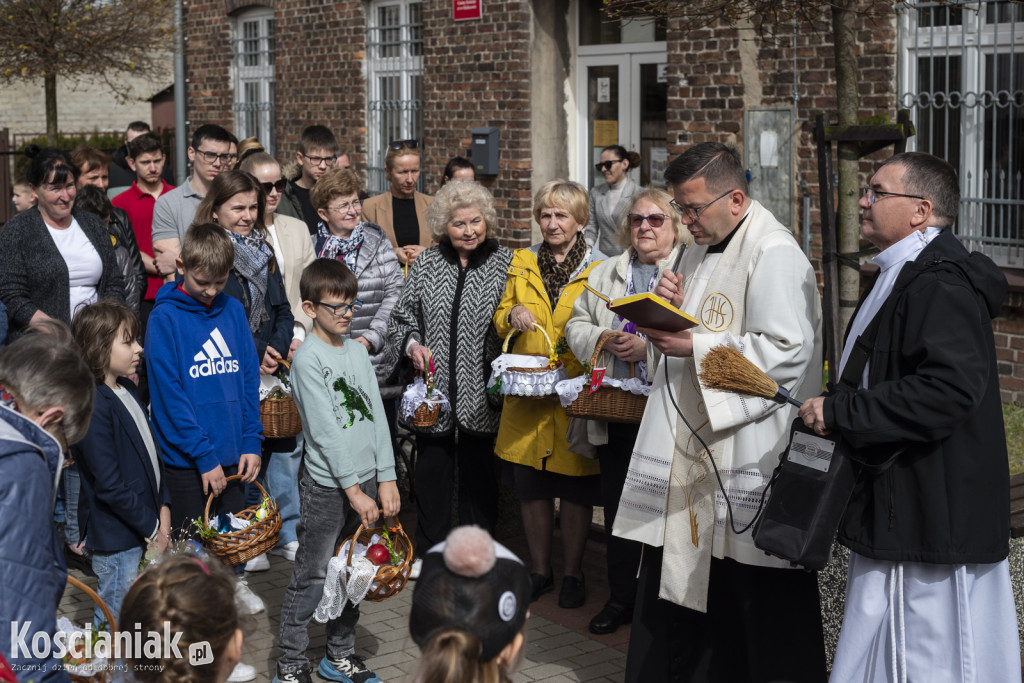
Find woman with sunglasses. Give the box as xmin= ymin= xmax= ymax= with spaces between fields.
xmin=565 ymin=187 xmax=690 ymax=636
xmin=238 ymin=152 xmax=317 ymax=567
xmin=584 ymin=145 xmax=642 ymax=258
xmin=311 ymin=167 xmax=405 ymax=453
xmin=493 ymin=179 xmax=604 ymax=611
xmin=361 ymin=140 xmax=434 ymax=269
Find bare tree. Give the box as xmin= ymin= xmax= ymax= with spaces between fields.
xmin=0 ymin=0 xmax=172 ymax=144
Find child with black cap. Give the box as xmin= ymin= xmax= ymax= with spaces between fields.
xmin=409 ymin=526 xmax=532 ymax=683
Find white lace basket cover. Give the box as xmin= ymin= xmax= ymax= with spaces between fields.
xmin=400 ymin=376 xmax=451 ymax=420
xmin=487 ymin=325 xmax=567 ymax=397
xmin=259 ymin=372 xmax=292 ymax=400
xmin=555 ymin=373 xmax=653 ymax=407
xmin=315 ymin=534 xmax=386 ymax=621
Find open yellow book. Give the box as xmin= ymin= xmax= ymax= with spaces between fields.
xmin=585 ymin=285 xmax=699 ymax=333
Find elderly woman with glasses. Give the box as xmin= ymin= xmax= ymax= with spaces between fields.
xmin=385 ymin=180 xmax=513 ymax=575
xmin=361 ymin=140 xmax=434 ymax=268
xmin=584 ymin=145 xmax=643 ymax=258
xmin=311 ymin=167 xmax=405 ymax=448
xmin=493 ymin=179 xmax=604 ymax=610
xmin=565 ymin=187 xmax=691 ymax=636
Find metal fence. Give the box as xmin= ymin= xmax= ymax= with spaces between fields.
xmin=233 ymin=9 xmax=276 ymax=155
xmin=899 ymin=0 xmax=1024 ymax=267
xmin=365 ymin=1 xmax=424 ymax=195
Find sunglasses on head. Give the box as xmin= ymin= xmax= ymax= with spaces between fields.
xmin=260 ymin=179 xmax=287 ymax=194
xmin=388 ymin=139 xmax=419 ymax=151
xmin=595 ymin=159 xmax=624 ymax=172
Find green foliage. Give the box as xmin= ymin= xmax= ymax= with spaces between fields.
xmin=14 ymin=131 xmax=122 ymax=177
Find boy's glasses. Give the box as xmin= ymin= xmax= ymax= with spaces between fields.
xmin=315 ymin=299 xmax=363 ymax=317
xmin=595 ymin=159 xmax=624 ymax=172
xmin=301 ymin=153 xmax=335 ymax=167
xmin=629 ymin=213 xmax=668 ymax=228
xmin=388 ymin=139 xmax=419 ymax=151
xmin=260 ymin=179 xmax=287 ymax=194
xmin=194 ymin=149 xmax=238 ymax=165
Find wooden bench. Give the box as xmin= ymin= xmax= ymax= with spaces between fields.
xmin=1010 ymin=472 xmax=1024 ymax=538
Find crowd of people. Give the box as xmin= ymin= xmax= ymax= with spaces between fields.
xmin=0 ymin=119 xmax=1017 ymax=683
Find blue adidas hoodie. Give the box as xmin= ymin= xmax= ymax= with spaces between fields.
xmin=146 ymin=282 xmax=263 ymax=473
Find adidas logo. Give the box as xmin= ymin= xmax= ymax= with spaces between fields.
xmin=189 ymin=328 xmax=240 ymax=378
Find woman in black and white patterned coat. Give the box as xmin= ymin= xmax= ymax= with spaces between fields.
xmin=385 ymin=180 xmax=513 ymax=569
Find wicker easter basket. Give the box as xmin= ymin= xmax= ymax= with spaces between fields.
xmin=339 ymin=515 xmax=414 ymax=602
xmin=564 ymin=330 xmax=648 ymax=424
xmin=489 ymin=325 xmax=567 ymax=399
xmin=202 ymin=475 xmax=281 ymax=565
xmin=62 ymin=575 xmax=118 ymax=683
xmin=411 ymin=400 xmax=443 ymax=427
xmin=260 ymin=359 xmax=302 ymax=438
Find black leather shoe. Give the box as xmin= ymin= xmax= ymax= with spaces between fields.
xmin=588 ymin=601 xmax=632 ymax=634
xmin=558 ymin=574 xmax=586 ymax=608
xmin=530 ymin=571 xmax=554 ymax=602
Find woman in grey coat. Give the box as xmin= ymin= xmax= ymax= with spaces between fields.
xmin=385 ymin=180 xmax=513 ymax=568
xmin=312 ymin=167 xmax=405 ymax=432
xmin=584 ymin=145 xmax=642 ymax=257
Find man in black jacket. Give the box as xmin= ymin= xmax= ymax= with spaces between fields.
xmin=799 ymin=152 xmax=1019 ymax=681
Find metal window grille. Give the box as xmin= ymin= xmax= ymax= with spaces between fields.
xmin=233 ymin=9 xmax=276 ymax=155
xmin=899 ymin=0 xmax=1024 ymax=267
xmin=366 ymin=1 xmax=423 ymax=194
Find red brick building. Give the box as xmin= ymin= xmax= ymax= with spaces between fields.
xmin=181 ymin=0 xmax=1024 ymax=401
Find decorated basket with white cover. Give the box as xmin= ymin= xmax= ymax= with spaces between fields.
xmin=487 ymin=325 xmax=567 ymax=398
xmin=555 ymin=330 xmax=651 ymax=423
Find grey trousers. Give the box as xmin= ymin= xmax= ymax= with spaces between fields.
xmin=276 ymin=469 xmax=377 ymax=673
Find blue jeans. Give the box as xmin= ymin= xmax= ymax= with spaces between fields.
xmin=92 ymin=546 xmax=144 ymax=626
xmin=63 ymin=465 xmax=83 ymax=546
xmin=276 ymin=470 xmax=377 ymax=673
xmin=265 ymin=435 xmax=303 ymax=546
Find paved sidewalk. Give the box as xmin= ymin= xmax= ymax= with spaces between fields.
xmin=60 ymin=526 xmax=628 ymax=683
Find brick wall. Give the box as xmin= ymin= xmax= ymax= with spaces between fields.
xmin=996 ymin=292 xmax=1024 ymax=404
xmin=420 ymin=0 xmax=535 ymax=247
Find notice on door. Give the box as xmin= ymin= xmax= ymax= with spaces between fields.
xmin=597 ymin=77 xmax=611 ymax=103
xmin=593 ymin=120 xmax=618 ymax=148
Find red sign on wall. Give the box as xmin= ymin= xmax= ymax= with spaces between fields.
xmin=454 ymin=0 xmax=481 ymax=21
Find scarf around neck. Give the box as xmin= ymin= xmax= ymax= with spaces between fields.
xmin=537 ymin=232 xmax=587 ymax=305
xmin=227 ymin=229 xmax=272 ymax=334
xmin=318 ymin=222 xmax=365 ymax=273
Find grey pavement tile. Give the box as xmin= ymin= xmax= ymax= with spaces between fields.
xmin=567 ymin=646 xmax=624 ymax=668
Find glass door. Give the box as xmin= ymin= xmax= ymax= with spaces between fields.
xmin=578 ymin=51 xmax=668 ymax=189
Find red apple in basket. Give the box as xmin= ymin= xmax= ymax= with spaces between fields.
xmin=365 ymin=543 xmax=390 ymax=566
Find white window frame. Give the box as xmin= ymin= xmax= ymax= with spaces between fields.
xmin=366 ymin=0 xmax=423 ymax=194
xmin=232 ymin=7 xmax=275 ymax=154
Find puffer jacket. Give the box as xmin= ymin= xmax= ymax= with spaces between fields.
xmin=385 ymin=239 xmax=513 ymax=435
xmin=0 ymin=405 xmax=69 ymax=682
xmin=316 ymin=222 xmax=404 ymax=396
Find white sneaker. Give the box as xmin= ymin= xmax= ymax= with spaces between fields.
xmin=244 ymin=553 xmax=270 ymax=572
xmin=235 ymin=578 xmax=265 ymax=615
xmin=227 ymin=662 xmax=257 ymax=682
xmin=409 ymin=558 xmax=423 ymax=580
xmin=269 ymin=541 xmax=299 ymax=562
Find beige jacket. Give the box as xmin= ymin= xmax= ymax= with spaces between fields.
xmin=361 ymin=189 xmax=434 ymax=249
xmin=267 ymin=213 xmax=316 ymax=336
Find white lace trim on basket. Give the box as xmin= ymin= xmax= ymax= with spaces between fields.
xmin=315 ymin=535 xmax=384 ymax=621
xmin=259 ymin=373 xmax=292 ymax=400
xmin=487 ymin=354 xmax=568 ymax=397
xmin=554 ymin=375 xmax=653 ymax=407
xmin=400 ymin=376 xmax=450 ymax=420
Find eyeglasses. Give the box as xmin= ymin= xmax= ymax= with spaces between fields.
xmin=301 ymin=152 xmax=336 ymax=167
xmin=388 ymin=139 xmax=419 ymax=151
xmin=862 ymin=188 xmax=925 ymax=205
xmin=595 ymin=159 xmax=624 ymax=172
xmin=260 ymin=179 xmax=287 ymax=194
xmin=315 ymin=299 xmax=363 ymax=317
xmin=327 ymin=199 xmax=361 ymax=213
xmin=670 ymin=189 xmax=735 ymax=223
xmin=194 ymin=149 xmax=238 ymax=165
xmin=629 ymin=213 xmax=668 ymax=228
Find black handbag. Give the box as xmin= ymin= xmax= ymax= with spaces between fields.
xmin=752 ymin=311 xmax=898 ymax=571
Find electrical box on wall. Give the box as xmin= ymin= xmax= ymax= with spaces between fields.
xmin=472 ymin=126 xmax=500 ymax=175
xmin=744 ymin=108 xmax=794 ymax=229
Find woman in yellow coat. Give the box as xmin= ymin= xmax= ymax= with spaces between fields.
xmin=493 ymin=179 xmax=603 ymax=609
